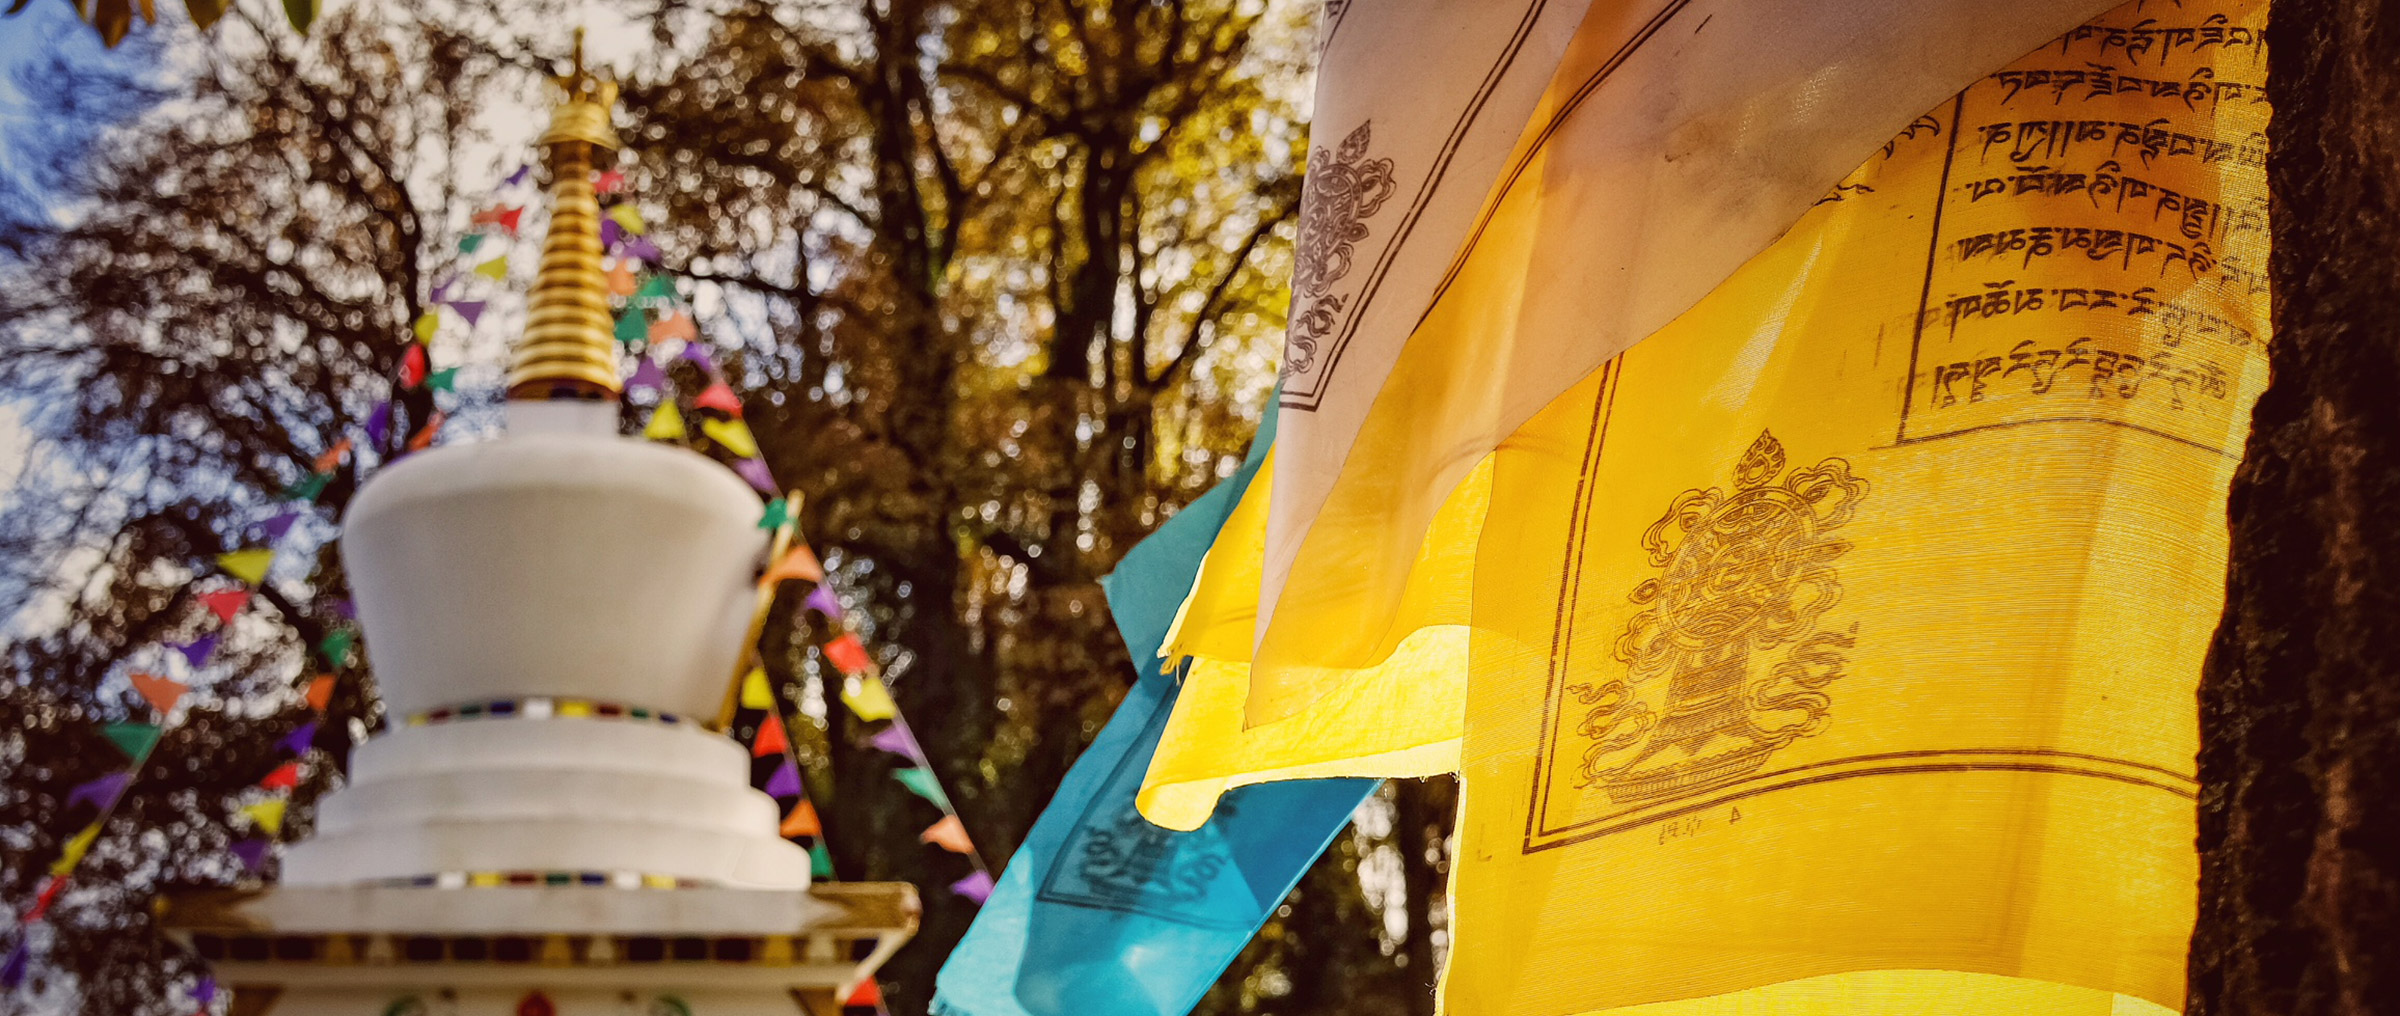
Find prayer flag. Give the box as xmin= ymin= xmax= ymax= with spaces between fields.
xmin=763 ymin=544 xmax=824 ymax=586
xmin=680 ymin=341 xmax=718 ymax=374
xmin=504 ymin=164 xmax=530 ymax=188
xmin=607 ymin=261 xmax=638 ymax=297
xmin=822 ymin=633 xmax=870 ymax=675
xmin=473 ymin=256 xmax=508 ymax=280
xmin=28 ymin=876 xmax=63 ymax=921
xmin=740 ymin=668 xmax=774 ymax=709
xmin=780 ymin=800 xmax=822 ymax=838
xmin=102 ymin=722 xmax=160 ymax=761
xmin=809 ymin=840 xmax=833 ymax=879
xmin=764 ymin=759 xmax=801 ymax=798
xmin=634 ymin=273 xmax=676 ymax=303
xmin=2 ymin=939 xmax=26 ymax=990
xmin=919 ymin=814 xmax=973 ymax=855
xmin=643 ymin=402 xmax=686 ymax=441
xmin=950 ymin=870 xmax=995 ymax=905
xmin=258 ymin=761 xmax=300 ymax=791
xmin=229 ymin=838 xmax=269 ymax=872
xmin=608 ymin=203 xmax=645 ymax=234
xmin=50 ymin=823 xmax=99 ymax=875
xmin=197 ymin=589 xmax=249 ymax=624
xmin=412 ymin=311 xmax=439 ymax=343
xmin=753 ymin=712 xmax=789 ymax=758
xmin=192 ymin=975 xmax=216 ymax=1006
xmin=623 ymin=236 xmax=662 ymax=263
xmin=700 ymin=417 xmax=759 ymax=459
xmin=628 ymin=357 xmax=666 ymax=391
xmin=280 ymin=721 xmax=318 ymax=756
xmin=471 ymin=205 xmax=523 ymax=234
xmin=734 ymin=458 xmax=777 ymax=494
xmin=650 ymin=311 xmax=698 ymax=343
xmin=430 ymin=278 xmax=456 ymax=305
xmin=305 ymin=674 xmax=336 ymax=712
xmin=239 ymin=799 xmax=286 ymax=836
xmin=601 ymin=217 xmax=622 ymax=251
xmin=216 ymin=548 xmax=273 ymax=585
xmin=695 ymin=381 xmax=742 ymax=416
xmin=845 ymin=979 xmax=882 ymax=1008
xmin=804 ymin=585 xmax=842 ymax=618
xmin=615 ymin=307 xmax=647 ymax=345
xmin=364 ymin=401 xmax=393 ymax=446
xmin=595 ymin=169 xmax=624 ymax=194
xmin=427 ymin=367 xmax=460 ymax=393
xmin=759 ymin=497 xmax=791 ymax=531
xmin=869 ymin=724 xmax=918 ymax=761
xmin=66 ymin=772 xmax=129 ymax=811
xmin=458 ymin=233 xmax=485 ymax=254
xmin=400 ymin=344 xmax=428 ymax=388
xmin=841 ymin=674 xmax=897 ymax=722
xmin=130 ymin=672 xmax=188 ymax=715
xmin=450 ymin=300 xmax=486 ymax=326
xmin=311 ymin=438 xmax=351 ymax=474
xmin=282 ymin=472 xmax=331 ymax=503
xmin=893 ymin=767 xmax=947 ymax=807
xmin=407 ymin=411 xmax=444 ymax=451
xmin=173 ymin=632 xmax=218 ymax=668
xmin=316 ymin=628 xmax=355 ymax=667
xmin=259 ymin=510 xmax=300 ymax=541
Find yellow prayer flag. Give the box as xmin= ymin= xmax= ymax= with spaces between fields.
xmin=473 ymin=256 xmax=508 ymax=281
xmin=643 ymin=401 xmax=687 ymax=441
xmin=215 ymin=548 xmax=274 ymax=585
xmin=609 ymin=203 xmax=646 ymax=234
xmin=412 ymin=312 xmax=439 ymax=343
xmin=239 ymin=798 xmax=286 ymax=836
xmin=740 ymin=668 xmax=774 ymax=710
xmin=50 ymin=823 xmax=99 ymax=875
xmin=701 ymin=417 xmax=760 ymax=459
xmin=841 ymin=675 xmax=897 ymax=722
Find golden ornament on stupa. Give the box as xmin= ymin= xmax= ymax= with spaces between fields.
xmin=509 ymin=29 xmax=623 ymax=401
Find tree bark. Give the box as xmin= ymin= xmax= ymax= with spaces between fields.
xmin=2188 ymin=1 xmax=2400 ymax=1012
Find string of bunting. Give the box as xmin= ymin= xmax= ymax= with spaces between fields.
xmin=611 ymin=188 xmax=992 ymax=919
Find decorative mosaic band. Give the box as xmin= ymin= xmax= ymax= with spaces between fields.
xmin=402 ymin=697 xmax=701 ymax=729
xmin=368 ymin=870 xmax=710 ymax=890
xmin=188 ymin=930 xmax=857 ymax=967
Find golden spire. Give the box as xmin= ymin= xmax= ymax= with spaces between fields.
xmin=508 ymin=29 xmax=623 ymax=401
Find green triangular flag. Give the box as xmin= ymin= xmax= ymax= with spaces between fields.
xmin=893 ymin=766 xmax=948 ymax=807
xmin=809 ymin=840 xmax=833 ymax=879
xmin=283 ymin=0 xmax=318 ymax=33
xmin=282 ymin=472 xmax=331 ymax=503
xmin=758 ymin=497 xmax=791 ymax=530
xmin=633 ymin=274 xmax=676 ymax=304
xmin=103 ymin=721 xmax=161 ymax=762
xmin=615 ymin=308 xmax=647 ymax=345
xmin=458 ymin=233 xmax=485 ymax=254
xmin=427 ymin=367 xmax=460 ymax=392
xmin=317 ymin=628 xmax=357 ymax=668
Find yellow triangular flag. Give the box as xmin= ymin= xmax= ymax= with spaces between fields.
xmin=701 ymin=417 xmax=760 ymax=459
xmin=841 ymin=675 xmax=897 ymax=722
xmin=215 ymin=548 xmax=274 ymax=585
xmin=50 ymin=822 xmax=100 ymax=875
xmin=644 ymin=401 xmax=686 ymax=441
xmin=412 ymin=311 xmax=439 ymax=343
xmin=740 ymin=668 xmax=774 ymax=710
xmin=609 ymin=203 xmax=646 ymax=234
xmin=474 ymin=256 xmax=509 ymax=280
xmin=239 ymin=798 xmax=286 ymax=836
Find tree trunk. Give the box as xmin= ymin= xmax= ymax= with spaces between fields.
xmin=2187 ymin=1 xmax=2400 ymax=1012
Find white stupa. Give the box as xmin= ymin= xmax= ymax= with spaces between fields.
xmin=162 ymin=44 xmax=916 ymax=1016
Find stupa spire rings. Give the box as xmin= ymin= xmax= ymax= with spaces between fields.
xmin=509 ymin=28 xmax=624 ymax=401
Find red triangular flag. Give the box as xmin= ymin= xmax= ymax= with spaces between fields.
xmin=823 ymin=633 xmax=872 ymax=676
xmin=471 ymin=205 xmax=524 ymax=234
xmin=305 ymin=674 xmax=335 ymax=712
xmin=694 ymin=381 xmax=743 ymax=416
xmin=844 ymin=980 xmax=882 ymax=1008
xmin=752 ymin=711 xmax=789 ymax=758
xmin=129 ymin=672 xmax=188 ymax=715
xmin=258 ymin=761 xmax=300 ymax=791
xmin=400 ymin=344 xmax=429 ymax=388
xmin=197 ymin=588 xmax=250 ymax=624
xmin=779 ymin=799 xmax=821 ymax=838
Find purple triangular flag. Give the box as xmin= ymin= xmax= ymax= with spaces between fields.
xmin=450 ymin=300 xmax=486 ymax=326
xmin=192 ymin=975 xmax=216 ymax=1005
xmin=230 ymin=838 xmax=269 ymax=872
xmin=280 ymin=720 xmax=318 ymax=756
xmin=1 ymin=938 xmax=27 ymax=989
xmin=365 ymin=400 xmax=393 ymax=445
xmin=327 ymin=598 xmax=355 ymax=619
xmin=623 ymin=236 xmax=661 ymax=263
xmin=679 ymin=342 xmax=717 ymax=374
xmin=66 ymin=771 xmax=130 ymax=811
xmin=504 ymin=163 xmax=531 ymax=187
xmin=869 ymin=724 xmax=920 ymax=761
xmin=627 ymin=357 xmax=667 ymax=392
xmin=733 ymin=458 xmax=777 ymax=494
xmin=951 ymin=870 xmax=995 ymax=904
xmin=430 ymin=278 xmax=456 ymax=306
xmin=175 ymin=632 xmax=219 ymax=668
xmin=600 ymin=217 xmax=622 ymax=251
xmin=804 ymin=584 xmax=843 ymax=618
xmin=260 ymin=509 xmax=300 ymax=542
xmin=764 ymin=759 xmax=801 ymax=798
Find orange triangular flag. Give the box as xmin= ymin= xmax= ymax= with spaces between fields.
xmin=780 ymin=799 xmax=822 ymax=838
xmin=407 ymin=412 xmax=445 ymax=451
xmin=197 ymin=588 xmax=250 ymax=624
xmin=305 ymin=674 xmax=336 ymax=712
xmin=648 ymin=311 xmax=698 ymax=343
xmin=129 ymin=672 xmax=187 ymax=715
xmin=259 ymin=761 xmax=300 ymax=791
xmin=694 ymin=381 xmax=743 ymax=416
xmin=919 ymin=814 xmax=974 ymax=854
xmin=311 ymin=438 xmax=352 ymax=474
xmin=606 ymin=261 xmax=638 ymax=297
xmin=753 ymin=712 xmax=789 ymax=758
xmin=762 ymin=544 xmax=824 ymax=585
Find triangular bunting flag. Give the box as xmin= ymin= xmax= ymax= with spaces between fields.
xmin=804 ymin=585 xmax=842 ymax=618
xmin=280 ymin=720 xmax=319 ymax=756
xmin=623 ymin=236 xmax=661 ymax=263
xmin=229 ymin=837 xmax=269 ymax=872
xmin=841 ymin=675 xmax=897 ymax=722
xmin=601 ymin=217 xmax=622 ymax=251
xmin=311 ymin=438 xmax=352 ymax=474
xmin=430 ymin=278 xmax=456 ymax=305
xmin=50 ymin=822 xmax=100 ymax=875
xmin=809 ymin=840 xmax=833 ymax=879
xmin=474 ymin=255 xmax=509 ymax=280
xmin=197 ymin=589 xmax=250 ymax=624
xmin=2 ymin=938 xmax=27 ymax=990
xmin=130 ymin=672 xmax=188 ymax=715
xmin=763 ymin=544 xmax=824 ymax=585
xmin=258 ymin=761 xmax=300 ymax=791
xmin=259 ymin=509 xmax=300 ymax=541
xmin=919 ymin=814 xmax=974 ymax=855
xmin=400 ymin=344 xmax=429 ymax=388
xmin=608 ymin=203 xmax=645 ymax=234
xmin=504 ymin=164 xmax=530 ymax=187
xmin=758 ymin=497 xmax=791 ymax=531
xmin=823 ymin=633 xmax=872 ymax=676
xmin=844 ymin=979 xmax=882 ymax=1008
xmin=282 ymin=472 xmax=331 ymax=503
xmin=780 ymin=799 xmax=821 ymax=838
xmin=648 ymin=311 xmax=698 ymax=344
xmin=893 ymin=766 xmax=946 ymax=807
xmin=216 ymin=548 xmax=274 ymax=585
xmin=192 ymin=974 xmax=216 ymax=1006
xmin=317 ymin=628 xmax=356 ymax=667
xmin=458 ymin=233 xmax=485 ymax=254
xmin=951 ymin=869 xmax=995 ymax=904
xmin=606 ymin=261 xmax=638 ymax=297
xmin=643 ymin=401 xmax=686 ymax=441
xmin=102 ymin=722 xmax=161 ymax=762
xmin=633 ymin=273 xmax=675 ymax=303
xmin=627 ymin=357 xmax=666 ymax=391
xmin=173 ymin=632 xmax=219 ymax=668
xmin=239 ymin=798 xmax=286 ymax=836
xmin=615 ymin=307 xmax=647 ymax=345
xmin=740 ymin=668 xmax=774 ymax=709
xmin=28 ymin=876 xmax=64 ymax=921
xmin=66 ymin=771 xmax=129 ymax=811
xmin=364 ymin=400 xmax=394 ymax=446
xmin=412 ymin=311 xmax=439 ymax=343
xmin=427 ymin=367 xmax=460 ymax=393
xmin=694 ymin=381 xmax=742 ymax=416
xmin=869 ymin=723 xmax=918 ymax=760
xmin=734 ymin=458 xmax=777 ymax=494
xmin=305 ymin=674 xmax=336 ymax=712
xmin=700 ymin=417 xmax=759 ymax=459
xmin=595 ymin=168 xmax=624 ymax=194
xmin=764 ymin=758 xmax=801 ymax=798
xmin=753 ymin=712 xmax=789 ymax=758
xmin=450 ymin=300 xmax=486 ymax=327
xmin=680 ymin=342 xmax=717 ymax=373
xmin=471 ymin=205 xmax=523 ymax=234
xmin=407 ymin=412 xmax=444 ymax=451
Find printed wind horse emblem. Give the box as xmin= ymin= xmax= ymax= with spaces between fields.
xmin=1284 ymin=121 xmax=1395 ymax=379
xmin=1568 ymin=431 xmax=1868 ymax=805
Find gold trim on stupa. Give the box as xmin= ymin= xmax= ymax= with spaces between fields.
xmin=509 ymin=30 xmax=623 ymax=401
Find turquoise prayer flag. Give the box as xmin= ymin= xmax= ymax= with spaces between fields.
xmin=932 ymin=397 xmax=1374 ymax=1016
